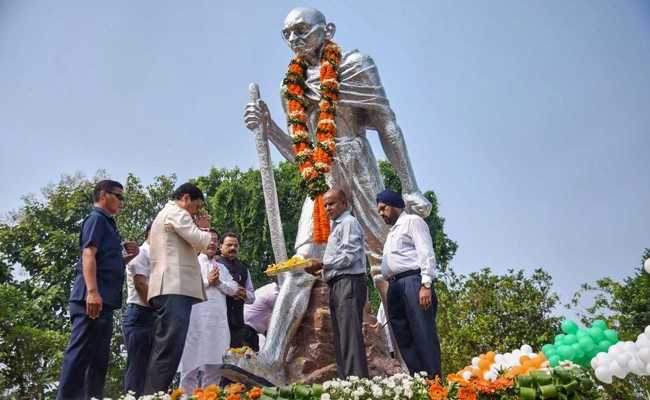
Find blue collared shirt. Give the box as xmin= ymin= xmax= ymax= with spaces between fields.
xmin=69 ymin=207 xmax=125 ymax=309
xmin=322 ymin=210 xmax=366 ymax=282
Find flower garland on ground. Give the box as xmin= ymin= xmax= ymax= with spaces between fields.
xmin=283 ymin=40 xmax=341 ymax=244
xmin=113 ymin=365 xmax=599 ymax=400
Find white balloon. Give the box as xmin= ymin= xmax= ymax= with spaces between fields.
xmin=628 ymin=358 xmax=645 ymax=375
xmin=495 ymin=354 xmax=504 ymax=363
xmin=484 ymin=371 xmax=497 ymax=381
xmin=591 ymin=357 xmax=601 ymax=370
xmin=595 ymin=366 xmax=613 ymax=384
xmin=639 ymin=336 xmax=650 ymax=349
xmin=638 ymin=348 xmax=650 ymax=363
xmin=646 ymin=362 xmax=650 ymax=375
xmin=644 ymin=325 xmax=650 ymax=337
xmin=462 ymin=371 xmax=472 ymax=381
xmin=644 ymin=258 xmax=650 ymax=274
xmin=521 ymin=344 xmax=533 ymax=354
xmin=616 ymin=352 xmax=630 ymax=366
xmin=611 ymin=361 xmax=627 ymax=379
xmin=471 ymin=357 xmax=479 ymax=367
xmin=624 ymin=341 xmax=636 ymax=353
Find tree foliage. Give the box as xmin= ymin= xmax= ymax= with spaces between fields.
xmin=0 ymin=161 xmax=592 ymax=398
xmin=436 ymin=268 xmax=561 ymax=375
xmin=570 ymin=248 xmax=650 ymax=399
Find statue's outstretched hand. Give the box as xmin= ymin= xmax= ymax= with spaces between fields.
xmin=404 ymin=191 xmax=432 ymax=218
xmin=244 ymin=99 xmax=271 ymax=132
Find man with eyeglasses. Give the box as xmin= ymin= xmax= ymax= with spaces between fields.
xmin=57 ymin=179 xmax=140 ymax=400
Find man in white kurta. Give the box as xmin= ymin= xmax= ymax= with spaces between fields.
xmin=179 ymin=231 xmax=240 ymax=393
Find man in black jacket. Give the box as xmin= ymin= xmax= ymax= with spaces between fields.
xmin=215 ymin=232 xmax=258 ymax=350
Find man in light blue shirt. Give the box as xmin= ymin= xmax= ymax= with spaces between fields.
xmin=308 ymin=187 xmax=369 ymax=378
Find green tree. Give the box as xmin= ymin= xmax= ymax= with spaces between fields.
xmin=436 ymin=268 xmax=561 ymax=375
xmin=194 ymin=162 xmax=308 ymax=286
xmin=0 ymin=172 xmax=176 ymax=398
xmin=0 ymin=163 xmax=456 ymax=399
xmin=570 ymin=248 xmax=650 ymax=399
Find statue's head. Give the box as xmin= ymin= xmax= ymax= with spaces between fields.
xmin=282 ymin=7 xmax=335 ymax=59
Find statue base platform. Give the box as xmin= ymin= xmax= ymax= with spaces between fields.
xmin=284 ymin=279 xmax=403 ymax=383
xmin=224 ymin=279 xmax=403 ymax=385
xmin=220 ymin=364 xmax=275 ymax=387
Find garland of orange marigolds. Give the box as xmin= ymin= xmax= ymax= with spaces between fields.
xmin=283 ymin=40 xmax=341 ymax=244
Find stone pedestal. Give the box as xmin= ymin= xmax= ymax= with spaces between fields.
xmin=284 ymin=279 xmax=403 ymax=383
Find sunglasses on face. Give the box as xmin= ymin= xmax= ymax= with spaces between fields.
xmin=106 ymin=191 xmax=124 ymax=201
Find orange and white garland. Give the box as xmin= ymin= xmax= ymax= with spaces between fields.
xmin=283 ymin=40 xmax=341 ymax=244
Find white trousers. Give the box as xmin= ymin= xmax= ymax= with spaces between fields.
xmin=180 ymin=364 xmax=223 ymax=394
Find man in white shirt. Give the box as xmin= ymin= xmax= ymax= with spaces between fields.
xmin=244 ymin=281 xmax=279 ymax=336
xmin=122 ymin=222 xmax=154 ymax=397
xmin=179 ymin=230 xmax=236 ymax=393
xmin=377 ymin=189 xmax=441 ymax=379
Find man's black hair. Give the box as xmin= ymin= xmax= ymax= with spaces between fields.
xmin=220 ymin=231 xmax=239 ymax=244
xmin=172 ymin=183 xmax=205 ymax=202
xmin=92 ymin=180 xmax=123 ymax=202
xmin=144 ymin=221 xmax=153 ymax=240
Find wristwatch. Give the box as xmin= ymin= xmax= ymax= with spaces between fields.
xmin=421 ymin=281 xmax=431 ymax=289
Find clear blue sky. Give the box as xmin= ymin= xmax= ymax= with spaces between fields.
xmin=1 ymin=1 xmax=649 ymax=313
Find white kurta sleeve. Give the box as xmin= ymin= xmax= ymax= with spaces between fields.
xmin=215 ymin=262 xmax=240 ymax=297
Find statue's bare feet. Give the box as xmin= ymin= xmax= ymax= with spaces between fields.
xmin=223 ymin=349 xmax=287 ymax=386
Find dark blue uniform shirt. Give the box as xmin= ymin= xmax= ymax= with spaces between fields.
xmin=69 ymin=207 xmax=125 ymax=309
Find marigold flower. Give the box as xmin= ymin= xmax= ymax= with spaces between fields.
xmin=492 ymin=377 xmax=514 ymax=390
xmin=427 ymin=377 xmax=449 ymax=400
xmin=288 ymin=84 xmax=303 ymax=96
xmin=247 ymin=387 xmax=264 ymax=399
xmin=205 ymin=384 xmax=220 ymax=394
xmin=472 ymin=378 xmax=495 ymax=394
xmin=170 ymin=388 xmax=184 ymax=400
xmin=289 ymin=63 xmax=304 ymax=75
xmin=457 ymin=385 xmax=477 ymax=400
xmin=203 ymin=392 xmax=218 ymax=400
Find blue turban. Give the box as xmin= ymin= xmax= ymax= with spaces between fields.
xmin=376 ymin=190 xmax=405 ymax=209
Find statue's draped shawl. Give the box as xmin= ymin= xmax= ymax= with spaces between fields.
xmin=282 ymin=49 xmax=392 ymax=122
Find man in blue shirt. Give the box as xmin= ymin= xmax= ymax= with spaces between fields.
xmin=57 ymin=180 xmax=139 ymax=400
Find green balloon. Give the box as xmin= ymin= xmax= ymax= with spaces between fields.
xmin=603 ymin=329 xmax=619 ymax=343
xmin=542 ymin=344 xmax=556 ymax=355
xmin=592 ymin=319 xmax=608 ymax=331
xmin=597 ymin=340 xmax=612 ymax=353
xmin=588 ymin=327 xmax=605 ymax=342
xmin=558 ymin=345 xmax=575 ymax=360
xmin=555 ymin=334 xmax=566 ymax=344
xmin=549 ymin=355 xmax=561 ymax=367
xmin=564 ymin=334 xmax=578 ymax=345
xmin=576 ymin=329 xmax=589 ymax=340
xmin=572 ymin=343 xmax=585 ymax=359
xmin=561 ymin=320 xmax=579 ymax=335
xmin=578 ymin=337 xmax=596 ymax=354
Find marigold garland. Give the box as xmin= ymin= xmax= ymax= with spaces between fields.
xmin=283 ymin=40 xmax=341 ymax=244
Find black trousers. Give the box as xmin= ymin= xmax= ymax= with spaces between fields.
xmin=122 ymin=303 xmax=154 ymax=397
xmin=143 ymin=294 xmax=196 ymax=394
xmin=328 ymin=274 xmax=369 ymax=379
xmin=387 ymin=273 xmax=442 ymax=378
xmin=230 ymin=324 xmax=259 ymax=351
xmin=56 ymin=302 xmax=114 ymax=400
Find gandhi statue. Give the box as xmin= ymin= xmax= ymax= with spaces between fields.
xmin=239 ymin=7 xmax=431 ymax=382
